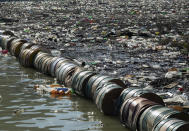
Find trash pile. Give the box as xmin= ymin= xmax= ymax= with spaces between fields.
xmin=0 ymin=0 xmax=188 ymax=130
xmin=1 ymin=30 xmax=189 ymax=130
xmin=0 ymin=1 xmax=188 ymax=77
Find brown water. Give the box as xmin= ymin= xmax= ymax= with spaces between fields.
xmin=0 ymin=55 xmax=128 ymax=131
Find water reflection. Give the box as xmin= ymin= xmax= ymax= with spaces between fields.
xmin=0 ymin=55 xmax=127 ymax=131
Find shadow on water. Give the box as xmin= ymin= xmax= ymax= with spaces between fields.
xmin=0 ymin=55 xmax=128 ymax=131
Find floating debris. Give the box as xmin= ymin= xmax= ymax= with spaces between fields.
xmin=13 ymin=109 xmax=24 ymax=115
xmin=34 ymin=79 xmax=72 ymax=97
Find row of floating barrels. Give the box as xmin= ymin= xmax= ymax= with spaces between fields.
xmin=0 ymin=32 xmax=189 ymax=131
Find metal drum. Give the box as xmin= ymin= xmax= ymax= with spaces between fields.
xmin=37 ymin=55 xmax=49 ymax=70
xmin=95 ymin=82 xmax=123 ymax=115
xmin=43 ymin=57 xmax=55 ymax=75
xmin=55 ymin=62 xmax=69 ymax=81
xmin=91 ymin=76 xmax=126 ymax=101
xmin=119 ymin=97 xmax=160 ymax=130
xmin=55 ymin=63 xmax=79 ymax=86
xmin=47 ymin=57 xmax=59 ymax=75
xmin=34 ymin=52 xmax=53 ymax=74
xmin=41 ymin=57 xmax=54 ymax=74
xmin=38 ymin=56 xmax=52 ymax=74
xmin=60 ymin=65 xmax=82 ymax=87
xmin=10 ymin=39 xmax=27 ymax=57
xmin=19 ymin=48 xmax=41 ymax=67
xmin=152 ymin=118 xmax=189 ymax=131
xmin=86 ymin=74 xmax=103 ymax=99
xmin=34 ymin=52 xmax=50 ymax=69
xmin=71 ymin=70 xmax=96 ymax=97
xmin=139 ymin=105 xmax=189 ymax=131
xmin=86 ymin=74 xmax=126 ymax=100
xmin=19 ymin=49 xmax=31 ymax=66
xmin=117 ymin=88 xmax=165 ymax=112
xmin=20 ymin=42 xmax=35 ymax=53
xmin=50 ymin=57 xmax=76 ymax=77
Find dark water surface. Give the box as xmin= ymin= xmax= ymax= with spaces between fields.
xmin=0 ymin=55 xmax=127 ymax=131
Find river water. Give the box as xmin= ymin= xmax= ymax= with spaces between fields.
xmin=0 ymin=55 xmax=127 ymax=131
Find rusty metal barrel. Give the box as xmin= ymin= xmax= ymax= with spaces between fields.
xmin=19 ymin=48 xmax=41 ymax=67
xmin=86 ymin=74 xmax=126 ymax=100
xmin=152 ymin=118 xmax=189 ymax=131
xmin=139 ymin=105 xmax=189 ymax=131
xmin=9 ymin=39 xmax=27 ymax=57
xmin=117 ymin=88 xmax=165 ymax=112
xmin=71 ymin=70 xmax=96 ymax=97
xmin=50 ymin=57 xmax=77 ymax=77
xmin=94 ymin=82 xmax=123 ymax=115
xmin=86 ymin=74 xmax=106 ymax=99
xmin=20 ymin=42 xmax=35 ymax=53
xmin=55 ymin=63 xmax=80 ymax=87
xmin=34 ymin=52 xmax=51 ymax=70
xmin=46 ymin=57 xmax=59 ymax=76
xmin=19 ymin=44 xmax=51 ymax=67
xmin=119 ymin=97 xmax=161 ymax=130
xmin=34 ymin=52 xmax=53 ymax=75
xmin=41 ymin=57 xmax=54 ymax=75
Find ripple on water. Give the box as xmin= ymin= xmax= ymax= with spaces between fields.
xmin=15 ymin=117 xmax=102 ymax=130
xmin=0 ymin=116 xmax=12 ymax=120
xmin=0 ymin=72 xmax=7 ymax=76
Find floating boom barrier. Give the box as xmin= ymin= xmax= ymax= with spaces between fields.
xmin=0 ymin=30 xmax=189 ymax=131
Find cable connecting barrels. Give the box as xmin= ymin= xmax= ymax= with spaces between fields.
xmin=0 ymin=31 xmax=189 ymax=131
